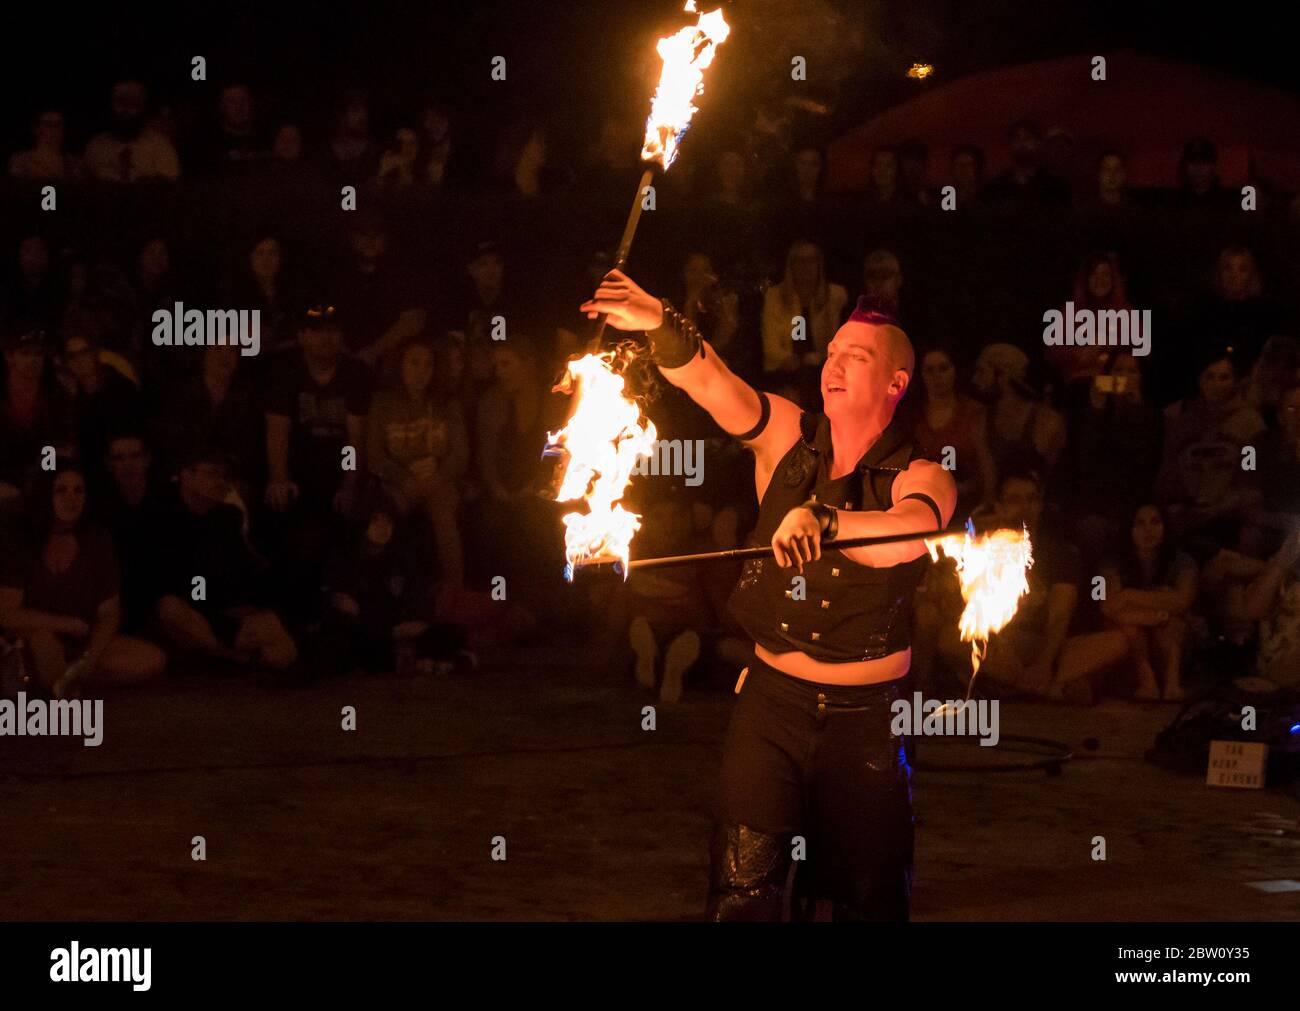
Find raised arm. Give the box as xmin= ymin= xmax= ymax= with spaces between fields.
xmin=581 ymin=269 xmax=800 ymax=483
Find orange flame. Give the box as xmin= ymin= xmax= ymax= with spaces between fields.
xmin=925 ymin=525 xmax=1034 ymax=687
xmin=546 ymin=352 xmax=658 ymax=580
xmin=641 ymin=2 xmax=732 ymax=171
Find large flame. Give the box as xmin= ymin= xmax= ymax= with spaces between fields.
xmin=641 ymin=2 xmax=732 ymax=171
xmin=546 ymin=352 xmax=658 ymax=581
xmin=925 ymin=523 xmax=1034 ymax=687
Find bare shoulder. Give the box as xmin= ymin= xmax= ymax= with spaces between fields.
xmin=892 ymin=458 xmax=958 ymax=521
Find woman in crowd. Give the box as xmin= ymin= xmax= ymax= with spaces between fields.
xmin=1046 ymin=250 xmax=1133 ymax=388
xmin=1092 ymin=503 xmax=1199 ymax=701
xmin=907 ymin=347 xmax=996 ymax=517
xmin=368 ymin=337 xmax=469 ymax=592
xmin=760 ymin=239 xmax=847 ymax=406
xmin=0 ymin=461 xmax=166 ymax=697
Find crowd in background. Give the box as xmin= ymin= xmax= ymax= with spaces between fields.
xmin=1 ymin=78 xmax=1299 ymax=704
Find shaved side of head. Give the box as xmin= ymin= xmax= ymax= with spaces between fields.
xmin=877 ymin=323 xmax=914 ymax=377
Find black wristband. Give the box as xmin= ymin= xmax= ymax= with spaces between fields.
xmin=646 ymin=298 xmax=703 ymax=369
xmin=802 ymin=499 xmax=839 ymax=541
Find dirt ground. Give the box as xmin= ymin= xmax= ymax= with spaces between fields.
xmin=2 ymin=641 xmax=1298 ymax=921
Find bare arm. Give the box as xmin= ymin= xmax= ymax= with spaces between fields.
xmin=0 ymin=585 xmax=87 ymax=637
xmin=82 ymin=595 xmax=122 ymax=674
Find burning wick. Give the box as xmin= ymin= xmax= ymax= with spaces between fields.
xmin=925 ymin=521 xmax=1034 ymax=706
xmin=641 ymin=2 xmax=732 ymax=171
xmin=907 ymin=63 xmax=934 ymax=79
xmin=545 ymin=349 xmax=657 ymax=581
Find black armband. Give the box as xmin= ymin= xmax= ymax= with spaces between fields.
xmin=646 ymin=298 xmax=704 ymax=369
xmin=901 ymin=491 xmax=944 ymax=527
xmin=733 ymin=391 xmax=771 ymax=443
xmin=801 ymin=499 xmax=839 ymax=541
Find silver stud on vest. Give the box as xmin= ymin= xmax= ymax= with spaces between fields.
xmin=810 ymin=632 xmax=821 ymax=641
xmin=831 ymin=567 xmax=841 ymax=577
xmin=780 ymin=622 xmax=789 ymax=631
xmin=821 ymin=600 xmax=829 ymax=609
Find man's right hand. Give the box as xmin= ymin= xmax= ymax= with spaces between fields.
xmin=579 ymin=269 xmax=664 ymax=331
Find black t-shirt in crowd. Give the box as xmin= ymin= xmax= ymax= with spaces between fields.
xmin=264 ymin=353 xmax=372 ymax=497
xmin=1004 ymin=528 xmax=1082 ymax=638
xmin=155 ymin=495 xmax=266 ymax=617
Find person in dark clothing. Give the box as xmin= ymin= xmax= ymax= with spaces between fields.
xmin=100 ymin=433 xmax=171 ymax=634
xmin=56 ymin=325 xmax=145 ymax=483
xmin=155 ymin=449 xmax=297 ymax=671
xmin=981 ymin=120 xmax=1070 ymax=207
xmin=154 ymin=344 xmax=262 ymax=487
xmin=315 ymin=492 xmax=470 ymax=676
xmin=0 ymin=325 xmax=74 ymax=518
xmin=0 ymin=460 xmax=165 ymax=697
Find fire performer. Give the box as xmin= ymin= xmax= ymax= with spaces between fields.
xmin=581 ymin=271 xmax=957 ymax=922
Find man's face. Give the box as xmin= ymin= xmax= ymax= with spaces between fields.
xmin=1218 ymin=253 xmax=1255 ymax=301
xmin=220 ymin=86 xmax=252 ymax=132
xmin=1185 ymin=158 xmax=1215 ymax=193
xmin=52 ymin=471 xmax=87 ymax=526
xmin=822 ymin=322 xmax=908 ymax=420
xmin=35 ymin=111 xmax=64 ymax=149
xmin=299 ymin=324 xmax=342 ymax=363
xmin=1098 ymin=154 xmax=1126 ymax=194
xmin=997 ymin=477 xmax=1042 ymax=528
xmin=468 ymin=252 xmax=504 ymax=292
xmin=1199 ymin=359 xmax=1236 ymax=404
xmin=106 ymin=438 xmax=150 ymax=489
xmin=971 ymin=359 xmax=1002 ymax=399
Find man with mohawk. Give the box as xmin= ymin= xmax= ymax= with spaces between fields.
xmin=582 ymin=269 xmax=956 ymax=921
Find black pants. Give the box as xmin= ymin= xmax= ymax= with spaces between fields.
xmin=707 ymin=655 xmax=914 ymax=922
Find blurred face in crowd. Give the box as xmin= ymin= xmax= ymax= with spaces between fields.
xmin=717 ymin=150 xmax=745 ymax=194
xmin=1009 ymin=124 xmax=1039 ymax=167
xmin=299 ymin=323 xmax=343 ymax=366
xmin=400 ymin=343 xmax=435 ymax=398
xmin=109 ymin=82 xmax=147 ymax=139
xmin=204 ymin=345 xmax=239 ymax=386
xmin=351 ymin=228 xmax=386 ymax=265
xmin=182 ymin=461 xmax=230 ymax=508
xmin=106 ymin=437 xmax=151 ymax=494
xmin=19 ymin=236 xmax=49 ymax=280
xmin=250 ymin=238 xmax=281 ymax=282
xmin=1278 ymin=387 xmax=1300 ymax=444
xmin=920 ymin=350 xmax=956 ymax=399
xmin=273 ymin=124 xmax=303 ymax=161
xmin=863 ymin=256 xmax=902 ymax=304
xmin=789 ymin=242 xmax=821 ymax=290
xmin=1216 ymin=251 xmax=1258 ymax=301
xmin=822 ymin=321 xmax=912 ymax=422
xmin=468 ymin=251 xmax=504 ymax=294
xmin=1198 ymin=358 xmax=1237 ymax=405
xmin=970 ymin=357 xmax=1006 ymax=401
xmin=341 ymin=97 xmax=369 ymax=135
xmin=520 ymin=129 xmax=547 ymax=173
xmin=5 ymin=343 xmax=45 ymax=382
xmin=952 ymin=149 xmax=981 ymax=192
xmin=870 ymin=149 xmax=897 ymax=193
xmin=682 ymin=252 xmax=715 ymax=296
xmin=366 ymin=510 xmax=395 ymax=548
xmin=220 ymin=85 xmax=253 ymax=134
xmin=1130 ymin=504 xmax=1166 ymax=554
xmin=51 ymin=470 xmax=87 ymax=528
xmin=422 ymin=106 xmax=449 ymax=142
xmin=395 ymin=128 xmax=419 ymax=163
xmin=794 ymin=148 xmax=822 ymax=191
xmin=34 ymin=110 xmax=64 ymax=150
xmin=997 ymin=476 xmax=1043 ymax=529
xmin=1087 ymin=260 xmax=1115 ymax=301
xmin=1110 ymin=352 xmax=1141 ymax=396
xmin=1098 ymin=154 xmax=1126 ymax=200
xmin=139 ymin=239 xmax=170 ymax=282
xmin=1184 ymin=157 xmax=1215 ymax=194
xmin=492 ymin=345 xmax=530 ymax=392
xmin=61 ymin=335 xmax=101 ymax=389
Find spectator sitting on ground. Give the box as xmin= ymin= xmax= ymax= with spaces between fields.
xmin=101 ymin=433 xmax=170 ymax=634
xmin=0 ymin=460 xmax=166 ymax=698
xmin=0 ymin=326 xmax=74 ymax=517
xmin=367 ymin=336 xmax=468 ymax=592
xmin=1241 ymin=529 xmax=1300 ymax=691
xmin=316 ymin=491 xmax=472 ymax=677
xmin=155 ymin=448 xmax=297 ymax=673
xmin=1074 ymin=503 xmax=1199 ymax=702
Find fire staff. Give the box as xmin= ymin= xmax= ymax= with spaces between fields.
xmin=581 ymin=270 xmax=957 ymax=921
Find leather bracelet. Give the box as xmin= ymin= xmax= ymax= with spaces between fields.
xmin=801 ymin=499 xmax=839 ymax=541
xmin=646 ymin=298 xmax=704 ymax=369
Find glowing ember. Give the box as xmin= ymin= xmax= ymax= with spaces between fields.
xmin=907 ymin=63 xmax=934 ymax=79
xmin=641 ymin=2 xmax=732 ymax=171
xmin=545 ymin=352 xmax=658 ymax=581
xmin=925 ymin=523 xmax=1034 ymax=688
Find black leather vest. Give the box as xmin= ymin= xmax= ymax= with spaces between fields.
xmin=726 ymin=412 xmax=929 ymax=662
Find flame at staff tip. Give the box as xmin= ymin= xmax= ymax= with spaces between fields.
xmin=544 ymin=351 xmax=658 ymax=582
xmin=641 ymin=2 xmax=732 ymax=171
xmin=924 ymin=524 xmax=1034 ymax=694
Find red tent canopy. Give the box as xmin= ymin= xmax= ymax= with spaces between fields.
xmin=824 ymin=50 xmax=1300 ymax=192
